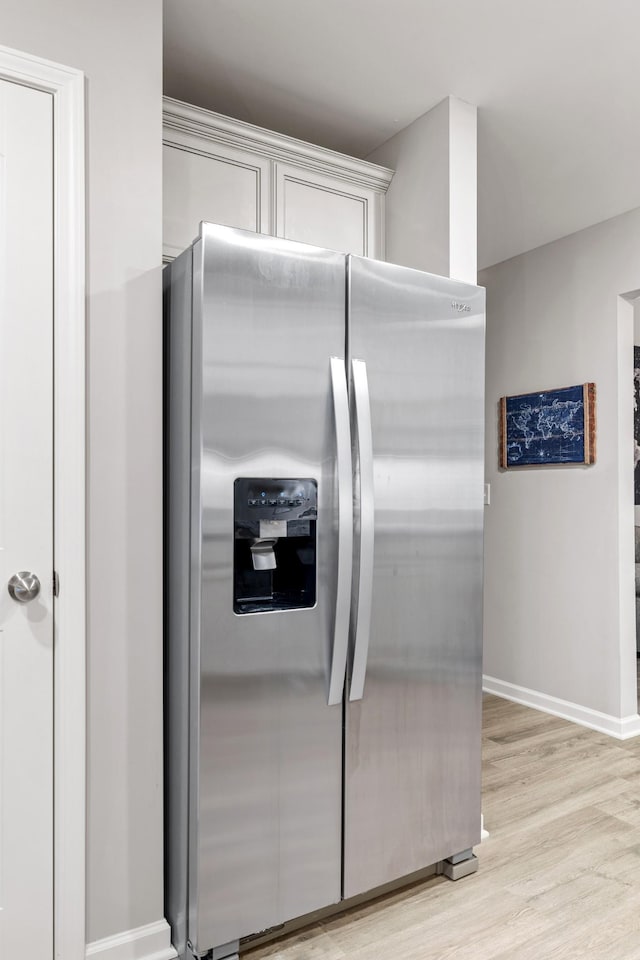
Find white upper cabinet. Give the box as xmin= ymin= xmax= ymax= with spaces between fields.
xmin=163 ymin=98 xmax=393 ymax=262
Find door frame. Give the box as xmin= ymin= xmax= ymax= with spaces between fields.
xmin=0 ymin=44 xmax=86 ymax=960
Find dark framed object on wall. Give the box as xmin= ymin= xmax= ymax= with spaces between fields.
xmin=499 ymin=383 xmax=596 ymax=468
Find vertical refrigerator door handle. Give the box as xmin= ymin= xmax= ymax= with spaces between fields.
xmin=328 ymin=357 xmax=353 ymax=706
xmin=349 ymin=359 xmax=374 ymax=701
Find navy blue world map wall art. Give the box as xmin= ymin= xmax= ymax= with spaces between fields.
xmin=499 ymin=383 xmax=596 ymax=468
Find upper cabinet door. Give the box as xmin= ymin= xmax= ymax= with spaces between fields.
xmin=274 ymin=162 xmax=383 ymax=259
xmin=163 ymin=141 xmax=271 ymax=261
xmin=162 ymin=98 xmax=392 ymax=263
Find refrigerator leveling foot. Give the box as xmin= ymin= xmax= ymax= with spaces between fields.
xmin=210 ymin=942 xmax=239 ymax=960
xmin=186 ymin=941 xmax=239 ymax=960
xmin=441 ymin=850 xmax=479 ymax=881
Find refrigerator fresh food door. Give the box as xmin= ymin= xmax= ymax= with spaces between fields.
xmin=191 ymin=226 xmax=347 ymax=951
xmin=344 ymin=256 xmax=485 ymax=898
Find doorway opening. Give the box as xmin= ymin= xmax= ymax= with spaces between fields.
xmin=631 ymin=297 xmax=640 ymax=710
xmin=617 ymin=291 xmax=640 ymax=720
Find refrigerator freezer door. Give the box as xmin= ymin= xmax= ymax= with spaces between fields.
xmin=190 ymin=226 xmax=346 ymax=951
xmin=344 ymin=256 xmax=485 ymax=899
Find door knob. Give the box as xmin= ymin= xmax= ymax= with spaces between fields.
xmin=8 ymin=571 xmax=41 ymax=603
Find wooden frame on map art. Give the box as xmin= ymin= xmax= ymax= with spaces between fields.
xmin=499 ymin=383 xmax=596 ymax=468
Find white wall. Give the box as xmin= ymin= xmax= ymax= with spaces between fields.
xmin=480 ymin=207 xmax=640 ymax=729
xmin=3 ymin=0 xmax=163 ymax=944
xmin=366 ymin=96 xmax=477 ymax=283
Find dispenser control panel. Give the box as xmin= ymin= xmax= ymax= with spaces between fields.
xmin=235 ymin=478 xmax=317 ymax=521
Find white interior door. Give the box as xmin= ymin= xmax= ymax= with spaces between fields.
xmin=0 ymin=78 xmax=54 ymax=957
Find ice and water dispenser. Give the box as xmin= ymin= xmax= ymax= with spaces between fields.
xmin=233 ymin=478 xmax=317 ymax=614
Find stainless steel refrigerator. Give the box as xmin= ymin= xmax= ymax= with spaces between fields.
xmin=164 ymin=223 xmax=485 ymax=960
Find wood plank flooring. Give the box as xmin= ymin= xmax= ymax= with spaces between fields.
xmin=244 ymin=694 xmax=640 ymax=960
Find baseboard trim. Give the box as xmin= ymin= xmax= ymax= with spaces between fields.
xmin=86 ymin=919 xmax=177 ymax=960
xmin=483 ymin=675 xmax=640 ymax=740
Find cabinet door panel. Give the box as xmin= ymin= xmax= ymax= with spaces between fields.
xmin=163 ymin=143 xmax=270 ymax=260
xmin=0 ymin=78 xmax=54 ymax=960
xmin=275 ymin=163 xmax=381 ymax=258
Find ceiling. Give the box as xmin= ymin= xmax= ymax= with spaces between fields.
xmin=164 ymin=0 xmax=640 ymax=270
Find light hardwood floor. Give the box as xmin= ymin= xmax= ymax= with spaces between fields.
xmin=244 ymin=694 xmax=640 ymax=960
